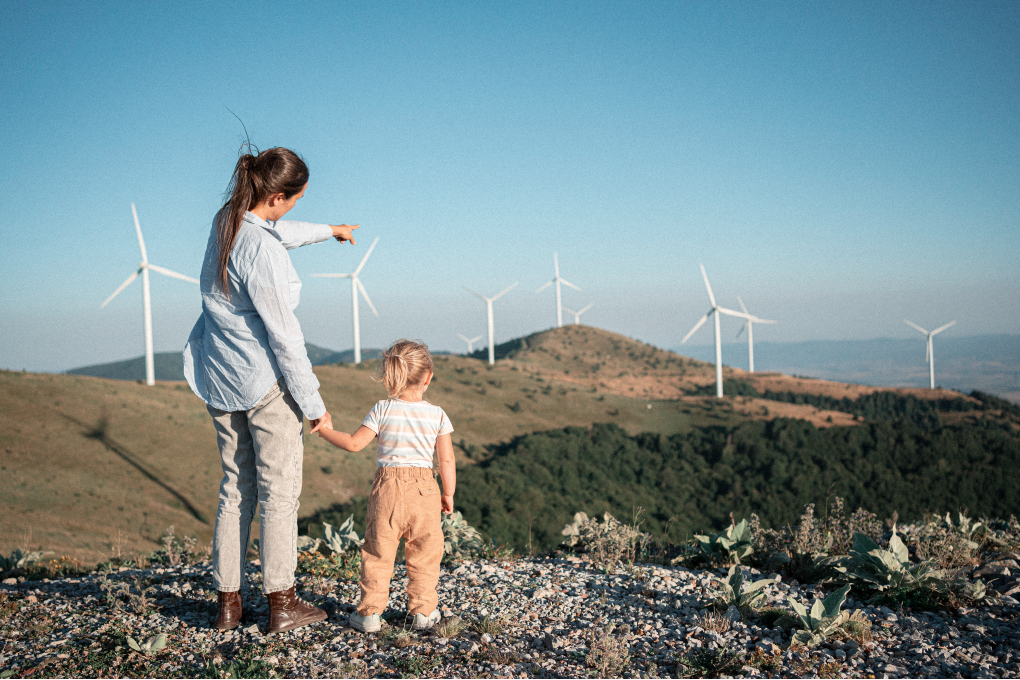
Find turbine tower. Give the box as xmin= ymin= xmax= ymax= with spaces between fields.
xmin=464 ymin=282 xmax=518 ymax=365
xmin=457 ymin=333 xmax=484 ymax=354
xmin=312 ymin=237 xmax=380 ymax=364
xmin=536 ymin=253 xmax=579 ymax=328
xmin=562 ymin=303 xmax=593 ymax=325
xmin=680 ymin=264 xmax=748 ymax=398
xmin=904 ymin=319 xmax=957 ymax=389
xmin=734 ymin=296 xmax=776 ymax=373
xmin=101 ymin=204 xmax=199 ymax=386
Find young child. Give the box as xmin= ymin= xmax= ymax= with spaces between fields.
xmin=316 ymin=339 xmax=455 ymax=632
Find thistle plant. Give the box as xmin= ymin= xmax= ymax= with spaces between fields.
xmin=708 ymin=565 xmax=776 ymax=613
xmin=787 ymin=584 xmax=851 ymax=647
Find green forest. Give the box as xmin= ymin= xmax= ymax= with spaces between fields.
xmin=303 ymin=392 xmax=1020 ymax=553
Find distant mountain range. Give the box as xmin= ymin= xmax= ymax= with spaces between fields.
xmin=677 ymin=333 xmax=1020 ymax=404
xmin=64 ymin=333 xmax=1019 ymax=404
xmin=65 ymin=343 xmax=383 ymax=382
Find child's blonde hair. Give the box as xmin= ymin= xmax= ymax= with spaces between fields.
xmin=379 ymin=339 xmax=434 ymax=398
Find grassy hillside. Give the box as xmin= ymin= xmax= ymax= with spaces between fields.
xmin=2 ymin=325 xmax=992 ymax=563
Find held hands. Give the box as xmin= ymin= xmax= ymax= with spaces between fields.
xmin=442 ymin=494 xmax=454 ymax=514
xmin=330 ymin=224 xmax=359 ymax=244
xmin=309 ymin=411 xmax=333 ymax=434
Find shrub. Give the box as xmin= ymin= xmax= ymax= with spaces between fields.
xmin=584 ymin=627 xmax=630 ymax=678
xmin=707 ymin=565 xmax=776 ymax=614
xmin=694 ymin=518 xmax=753 ymax=565
xmin=442 ymin=512 xmax=485 ymax=560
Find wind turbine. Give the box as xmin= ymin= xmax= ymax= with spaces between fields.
xmin=680 ymin=264 xmax=748 ymax=398
xmin=312 ymin=236 xmax=380 ymax=364
xmin=464 ymin=282 xmax=518 ymax=365
xmin=734 ymin=296 xmax=776 ymax=373
xmin=562 ymin=303 xmax=593 ymax=325
xmin=904 ymin=319 xmax=957 ymax=389
xmin=101 ymin=204 xmax=199 ymax=386
xmin=457 ymin=333 xmax=484 ymax=354
xmin=536 ymin=253 xmax=580 ymax=328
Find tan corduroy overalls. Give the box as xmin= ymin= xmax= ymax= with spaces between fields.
xmin=358 ymin=467 xmax=444 ymax=616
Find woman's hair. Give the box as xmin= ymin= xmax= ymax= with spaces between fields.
xmin=380 ymin=339 xmax=434 ymax=398
xmin=216 ymin=147 xmax=309 ymax=296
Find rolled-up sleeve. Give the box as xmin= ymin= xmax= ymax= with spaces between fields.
xmin=243 ymin=243 xmax=326 ymax=420
xmin=267 ymin=220 xmax=334 ymax=250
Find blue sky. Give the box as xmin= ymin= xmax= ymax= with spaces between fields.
xmin=1 ymin=1 xmax=1018 ymax=371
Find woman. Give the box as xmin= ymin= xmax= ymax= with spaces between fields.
xmin=184 ymin=147 xmax=355 ymax=633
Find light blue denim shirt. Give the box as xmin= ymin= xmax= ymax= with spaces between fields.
xmin=184 ymin=211 xmax=333 ymax=420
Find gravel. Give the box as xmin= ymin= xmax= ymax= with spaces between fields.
xmin=1 ymin=556 xmax=1019 ymax=678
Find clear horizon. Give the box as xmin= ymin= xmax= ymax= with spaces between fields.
xmin=2 ymin=1 xmax=1018 ymax=372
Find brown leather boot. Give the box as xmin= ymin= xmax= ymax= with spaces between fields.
xmin=212 ymin=590 xmax=242 ymax=630
xmin=267 ymin=586 xmax=327 ymax=633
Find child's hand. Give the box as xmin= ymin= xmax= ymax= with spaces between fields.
xmin=309 ymin=412 xmax=333 ymax=434
xmin=441 ymin=494 xmax=454 ymax=514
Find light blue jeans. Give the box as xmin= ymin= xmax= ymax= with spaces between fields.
xmin=208 ymin=378 xmax=304 ymax=594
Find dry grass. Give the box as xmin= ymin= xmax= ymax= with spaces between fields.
xmin=584 ymin=627 xmax=631 ymax=678
xmin=469 ymin=614 xmax=508 ymax=636
xmin=694 ymin=611 xmax=732 ymax=633
xmin=434 ymin=616 xmax=468 ymax=638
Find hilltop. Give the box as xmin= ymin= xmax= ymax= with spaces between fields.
xmin=2 ymin=325 xmax=1009 ymax=564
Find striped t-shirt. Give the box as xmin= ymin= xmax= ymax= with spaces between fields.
xmin=362 ymin=399 xmax=454 ymax=468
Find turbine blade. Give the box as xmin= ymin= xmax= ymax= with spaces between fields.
xmin=463 ymin=286 xmax=488 ymax=302
xmin=560 ymin=278 xmax=581 ymax=292
xmin=699 ymin=264 xmax=716 ymax=308
xmin=457 ymin=334 xmax=470 ymax=343
xmin=925 ymin=339 xmax=930 ymax=363
xmin=681 ymin=313 xmax=710 ymax=344
xmin=147 ymin=264 xmax=199 ymax=284
xmin=471 ymin=335 xmax=483 ymax=343
xmin=101 ymin=269 xmax=140 ymax=308
xmin=491 ymin=282 xmax=519 ymax=301
xmin=353 ymin=236 xmax=380 ymax=276
xmin=716 ymin=306 xmax=748 ymax=318
xmin=737 ymin=295 xmax=749 ymax=315
xmin=931 ymin=320 xmax=957 ymax=335
xmin=132 ymin=203 xmax=149 ymax=264
xmin=535 ymin=280 xmax=553 ymax=293
xmin=553 ymin=252 xmax=559 ymax=277
xmin=735 ymin=322 xmax=748 ymax=340
xmin=356 ymin=278 xmax=379 ymax=316
xmin=903 ymin=319 xmax=929 ymax=335
xmin=754 ymin=317 xmax=777 ymax=324
xmin=311 ymin=273 xmax=353 ymax=278
xmin=577 ymin=303 xmax=594 ymax=314
xmin=562 ymin=307 xmax=576 ymax=316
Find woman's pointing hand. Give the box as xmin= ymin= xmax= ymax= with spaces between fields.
xmin=330 ymin=224 xmax=359 ymax=244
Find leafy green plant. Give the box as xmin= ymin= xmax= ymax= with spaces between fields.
xmin=126 ymin=633 xmax=166 ymax=656
xmin=708 ymin=565 xmax=776 ymax=613
xmin=441 ymin=511 xmax=485 ymax=559
xmin=673 ymin=647 xmax=743 ymax=678
xmin=843 ymin=532 xmax=946 ymax=592
xmin=695 ymin=518 xmax=753 ymax=565
xmin=393 ymin=653 xmax=438 ymax=678
xmin=0 ymin=549 xmax=52 ymax=571
xmin=787 ymin=584 xmax=851 ymax=647
xmin=320 ymin=515 xmax=364 ymax=554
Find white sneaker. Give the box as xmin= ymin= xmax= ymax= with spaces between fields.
xmin=411 ymin=609 xmax=441 ymax=630
xmin=349 ymin=612 xmax=381 ymax=633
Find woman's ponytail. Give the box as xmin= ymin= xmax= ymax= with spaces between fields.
xmin=216 ymin=147 xmax=309 ymax=298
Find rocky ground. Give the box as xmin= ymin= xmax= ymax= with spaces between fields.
xmin=1 ymin=556 xmax=1018 ymax=678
